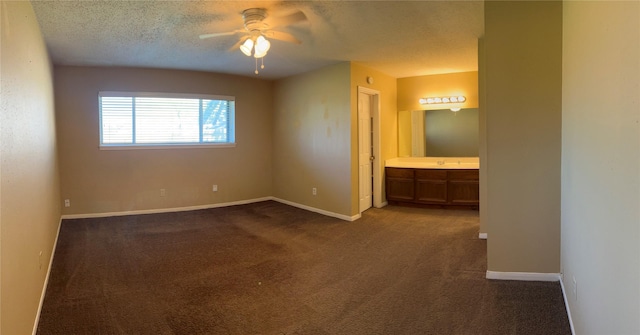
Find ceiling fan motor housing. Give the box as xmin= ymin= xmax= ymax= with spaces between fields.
xmin=242 ymin=8 xmax=268 ymax=34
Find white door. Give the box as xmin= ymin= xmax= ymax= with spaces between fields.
xmin=358 ymin=91 xmax=373 ymax=212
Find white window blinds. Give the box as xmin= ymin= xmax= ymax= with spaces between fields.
xmin=99 ymin=92 xmax=235 ymax=147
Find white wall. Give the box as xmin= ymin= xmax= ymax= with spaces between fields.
xmin=562 ymin=1 xmax=640 ymax=334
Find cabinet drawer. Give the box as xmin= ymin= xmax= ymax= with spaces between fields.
xmin=386 ymin=167 xmax=414 ymax=179
xmin=415 ymin=169 xmax=447 ymax=180
xmin=448 ymin=170 xmax=479 ymax=181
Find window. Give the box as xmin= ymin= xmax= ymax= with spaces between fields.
xmin=99 ymin=92 xmax=235 ymax=148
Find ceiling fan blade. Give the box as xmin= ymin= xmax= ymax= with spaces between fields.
xmin=199 ymin=30 xmax=242 ymax=40
xmin=267 ymin=10 xmax=307 ymax=28
xmin=264 ymin=30 xmax=301 ymax=44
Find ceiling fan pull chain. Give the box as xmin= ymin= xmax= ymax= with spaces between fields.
xmin=255 ymin=57 xmax=259 ymax=75
xmin=261 ymin=57 xmax=265 ymax=70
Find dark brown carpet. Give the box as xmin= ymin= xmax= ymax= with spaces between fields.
xmin=37 ymin=201 xmax=571 ymax=335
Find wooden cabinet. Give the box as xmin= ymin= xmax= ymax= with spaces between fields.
xmin=447 ymin=170 xmax=480 ymax=205
xmin=386 ymin=167 xmax=479 ymax=208
xmin=385 ymin=167 xmax=415 ymax=201
xmin=415 ymin=170 xmax=447 ymax=204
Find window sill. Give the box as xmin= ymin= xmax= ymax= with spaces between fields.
xmin=99 ymin=143 xmax=236 ymax=150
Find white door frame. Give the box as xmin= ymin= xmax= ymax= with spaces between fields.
xmin=357 ymin=86 xmax=383 ymax=211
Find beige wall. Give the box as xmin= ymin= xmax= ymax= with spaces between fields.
xmin=485 ymin=1 xmax=562 ymax=273
xmin=350 ymin=63 xmax=398 ymax=209
xmin=55 ymin=66 xmax=273 ymax=215
xmin=272 ymin=62 xmax=396 ymax=217
xmin=272 ymin=63 xmax=352 ymax=216
xmin=0 ymin=2 xmax=62 ymax=334
xmin=397 ymin=71 xmax=478 ymax=112
xmin=562 ymin=1 xmax=639 ymax=333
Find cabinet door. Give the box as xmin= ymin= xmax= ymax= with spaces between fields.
xmin=448 ymin=170 xmax=479 ymax=205
xmin=415 ymin=170 xmax=447 ymax=204
xmin=385 ymin=168 xmax=415 ymax=201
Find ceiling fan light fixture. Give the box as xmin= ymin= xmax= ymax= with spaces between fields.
xmin=253 ymin=35 xmax=271 ymax=58
xmin=199 ymin=7 xmax=308 ymax=75
xmin=240 ymin=38 xmax=254 ymax=57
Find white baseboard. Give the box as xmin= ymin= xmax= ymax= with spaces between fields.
xmin=32 ymin=216 xmax=63 ymax=335
xmin=60 ymin=197 xmax=273 ymax=220
xmin=60 ymin=197 xmax=360 ymax=222
xmin=559 ymin=276 xmax=577 ymax=335
xmin=271 ymin=197 xmax=359 ymax=221
xmin=478 ymin=232 xmax=487 ymax=239
xmin=486 ymin=271 xmax=561 ymax=282
xmin=375 ymin=201 xmax=388 ymax=208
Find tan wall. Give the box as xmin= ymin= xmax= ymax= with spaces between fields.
xmin=562 ymin=2 xmax=639 ymax=333
xmin=397 ymin=71 xmax=478 ymax=112
xmin=485 ymin=1 xmax=562 ymax=273
xmin=55 ymin=66 xmax=273 ymax=215
xmin=272 ymin=63 xmax=352 ymax=216
xmin=0 ymin=2 xmax=62 ymax=333
xmin=350 ymin=63 xmax=398 ymax=209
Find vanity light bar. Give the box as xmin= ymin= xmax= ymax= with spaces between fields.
xmin=419 ymin=96 xmax=466 ymax=105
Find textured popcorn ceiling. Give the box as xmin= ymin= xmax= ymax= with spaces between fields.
xmin=31 ymin=1 xmax=484 ymax=79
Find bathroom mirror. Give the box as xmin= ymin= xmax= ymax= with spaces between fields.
xmin=398 ymin=108 xmax=479 ymax=157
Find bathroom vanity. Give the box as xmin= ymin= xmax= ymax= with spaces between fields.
xmin=385 ymin=157 xmax=479 ymax=209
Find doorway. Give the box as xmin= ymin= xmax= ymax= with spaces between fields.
xmin=358 ymin=86 xmax=382 ymax=213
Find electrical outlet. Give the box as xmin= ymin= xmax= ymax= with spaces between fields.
xmin=212 ymin=184 xmax=218 ymax=192
xmin=312 ymin=187 xmax=317 ymax=196
xmin=64 ymin=199 xmax=70 ymax=207
xmin=572 ymin=276 xmax=577 ymax=301
xmin=160 ymin=189 xmax=166 ymax=197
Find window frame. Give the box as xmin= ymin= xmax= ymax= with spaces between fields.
xmin=98 ymin=91 xmax=236 ymax=150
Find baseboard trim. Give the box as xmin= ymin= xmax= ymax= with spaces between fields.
xmin=559 ymin=276 xmax=577 ymax=335
xmin=478 ymin=232 xmax=487 ymax=239
xmin=32 ymin=216 xmax=63 ymax=335
xmin=486 ymin=271 xmax=561 ymax=282
xmin=271 ymin=197 xmax=359 ymax=221
xmin=376 ymin=201 xmax=388 ymax=208
xmin=60 ymin=197 xmax=273 ymax=220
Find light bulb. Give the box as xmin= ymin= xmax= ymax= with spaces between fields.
xmin=240 ymin=38 xmax=254 ymax=57
xmin=253 ymin=36 xmax=270 ymax=58
xmin=254 ymin=49 xmax=267 ymax=58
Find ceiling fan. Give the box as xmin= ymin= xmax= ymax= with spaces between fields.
xmin=199 ymin=8 xmax=307 ymax=74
